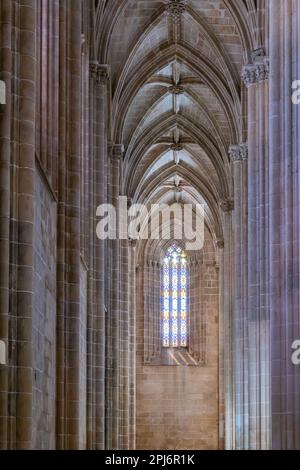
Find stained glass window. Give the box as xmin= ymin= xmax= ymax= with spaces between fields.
xmin=162 ymin=244 xmax=188 ymax=348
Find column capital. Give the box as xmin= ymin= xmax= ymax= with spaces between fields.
xmin=220 ymin=198 xmax=234 ymax=213
xmin=109 ymin=143 xmax=125 ymax=160
xmin=241 ymin=64 xmax=257 ymax=87
xmin=90 ymin=62 xmax=110 ymax=85
xmin=216 ymin=238 xmax=224 ymax=249
xmin=229 ymin=143 xmax=248 ymax=162
xmin=241 ymin=56 xmax=269 ymax=87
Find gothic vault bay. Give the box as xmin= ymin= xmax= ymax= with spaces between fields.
xmin=0 ymin=0 xmax=300 ymax=451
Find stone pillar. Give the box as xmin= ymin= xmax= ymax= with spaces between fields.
xmin=10 ymin=0 xmax=37 ymax=449
xmin=0 ymin=0 xmax=12 ymax=450
xmin=269 ymin=0 xmax=300 ymax=450
xmin=242 ymin=55 xmax=270 ymax=449
xmin=229 ymin=144 xmax=249 ymax=449
xmin=56 ymin=0 xmax=83 ymax=450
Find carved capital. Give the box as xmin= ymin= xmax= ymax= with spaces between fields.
xmin=165 ymin=0 xmax=187 ymax=18
xmin=256 ymin=59 xmax=269 ymax=82
xmin=242 ymin=56 xmax=269 ymax=87
xmin=241 ymin=64 xmax=257 ymax=87
xmin=168 ymin=85 xmax=184 ymax=95
xmin=220 ymin=198 xmax=234 ymax=213
xmin=109 ymin=143 xmax=124 ymax=160
xmin=90 ymin=62 xmax=110 ymax=85
xmin=216 ymin=238 xmax=224 ymax=249
xmin=229 ymin=143 xmax=248 ymax=162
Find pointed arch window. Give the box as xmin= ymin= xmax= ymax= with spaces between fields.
xmin=162 ymin=244 xmax=188 ymax=348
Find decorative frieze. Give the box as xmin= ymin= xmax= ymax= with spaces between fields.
xmin=229 ymin=143 xmax=248 ymax=162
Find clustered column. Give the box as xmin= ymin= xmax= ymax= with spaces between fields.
xmin=241 ymin=54 xmax=270 ymax=449
xmin=269 ymin=0 xmax=300 ymax=450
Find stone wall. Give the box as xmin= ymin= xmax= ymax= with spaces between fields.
xmin=32 ymin=169 xmax=57 ymax=449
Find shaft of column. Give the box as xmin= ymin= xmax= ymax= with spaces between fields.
xmin=0 ymin=0 xmax=12 ymax=450
xmin=230 ymin=144 xmax=249 ymax=450
xmin=269 ymin=0 xmax=300 ymax=450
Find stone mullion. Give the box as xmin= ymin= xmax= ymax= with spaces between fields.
xmin=230 ymin=145 xmax=249 ymax=450
xmin=0 ymin=0 xmax=12 ymax=449
xmin=155 ymin=262 xmax=161 ymax=356
xmin=269 ymin=0 xmax=300 ymax=450
xmin=188 ymin=260 xmax=195 ymax=356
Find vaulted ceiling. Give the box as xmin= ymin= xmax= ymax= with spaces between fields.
xmin=95 ymin=0 xmax=261 ymax=244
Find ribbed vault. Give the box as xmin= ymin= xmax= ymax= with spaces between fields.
xmin=95 ymin=0 xmax=257 ymax=245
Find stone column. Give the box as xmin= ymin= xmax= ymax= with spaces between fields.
xmin=229 ymin=144 xmax=249 ymax=449
xmin=219 ymin=199 xmax=234 ymax=450
xmin=88 ymin=62 xmax=109 ymax=449
xmin=269 ymin=0 xmax=300 ymax=450
xmin=11 ymin=0 xmax=37 ymax=449
xmin=56 ymin=0 xmax=83 ymax=450
xmin=120 ymin=238 xmax=130 ymax=449
xmin=107 ymin=144 xmax=123 ymax=449
xmin=129 ymin=239 xmax=137 ymax=450
xmin=0 ymin=0 xmax=12 ymax=450
xmin=242 ymin=55 xmax=270 ymax=450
